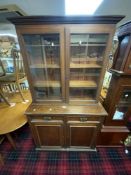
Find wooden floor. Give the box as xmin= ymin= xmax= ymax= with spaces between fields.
xmin=0 ymin=90 xmax=32 ymax=134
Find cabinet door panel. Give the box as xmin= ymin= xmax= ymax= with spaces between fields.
xmin=104 ymin=75 xmax=131 ymax=126
xmin=125 ymin=50 xmax=131 ymax=73
xmin=23 ymin=34 xmax=62 ymax=100
xmin=31 ymin=120 xmax=64 ymax=147
xmin=67 ymin=121 xmax=101 ymax=149
xmin=112 ymin=86 xmax=131 ymax=123
xmin=20 ymin=26 xmax=65 ymax=102
xmin=67 ymin=31 xmax=109 ymax=102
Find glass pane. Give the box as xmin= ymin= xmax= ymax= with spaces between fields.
xmin=70 ymin=89 xmax=96 ymax=100
xmin=1 ymin=58 xmax=14 ymax=73
xmin=113 ymin=89 xmax=131 ymax=120
xmin=88 ymin=34 xmax=108 ymax=44
xmin=119 ymin=89 xmax=131 ymax=104
xmin=69 ymin=33 xmax=108 ymax=101
xmin=113 ymin=106 xmax=128 ymax=120
xmin=23 ymin=34 xmax=61 ymax=100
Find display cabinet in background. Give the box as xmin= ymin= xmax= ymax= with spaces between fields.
xmin=98 ymin=21 xmax=131 ymax=146
xmin=104 ymin=71 xmax=131 ymax=126
xmin=9 ymin=16 xmax=123 ymax=150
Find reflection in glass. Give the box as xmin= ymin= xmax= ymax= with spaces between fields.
xmin=70 ymin=89 xmax=96 ymax=100
xmin=23 ymin=34 xmax=61 ymax=100
xmin=69 ymin=33 xmax=108 ymax=100
xmin=113 ymin=106 xmax=128 ymax=120
xmin=70 ymin=33 xmax=108 ymax=65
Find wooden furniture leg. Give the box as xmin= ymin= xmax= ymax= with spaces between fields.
xmin=0 ymin=88 xmax=11 ymax=106
xmin=6 ymin=133 xmax=16 ymax=149
xmin=16 ymin=83 xmax=26 ymax=102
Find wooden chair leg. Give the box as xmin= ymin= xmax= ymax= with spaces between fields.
xmin=6 ymin=133 xmax=16 ymax=149
xmin=0 ymin=153 xmax=4 ymax=165
xmin=0 ymin=89 xmax=11 ymax=106
xmin=16 ymin=83 xmax=26 ymax=102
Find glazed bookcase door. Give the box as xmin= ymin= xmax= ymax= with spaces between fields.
xmin=67 ymin=30 xmax=109 ymax=102
xmin=20 ymin=27 xmax=65 ymax=102
xmin=112 ymin=86 xmax=131 ymax=123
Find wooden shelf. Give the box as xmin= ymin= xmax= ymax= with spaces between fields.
xmin=34 ymin=81 xmax=60 ymax=87
xmin=70 ymin=96 xmax=95 ymax=101
xmin=31 ymin=63 xmax=101 ymax=69
xmin=70 ymin=63 xmax=102 ymax=68
xmin=30 ymin=64 xmax=60 ymax=68
xmin=26 ymin=44 xmax=60 ymax=47
xmin=70 ymin=80 xmax=97 ymax=88
xmin=70 ymin=73 xmax=100 ymax=77
xmin=70 ymin=43 xmax=106 ymax=46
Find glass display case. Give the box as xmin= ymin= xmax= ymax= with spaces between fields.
xmin=104 ymin=70 xmax=131 ymax=125
xmin=19 ymin=24 xmax=112 ymax=104
xmin=113 ymin=89 xmax=131 ymax=120
xmin=99 ymin=70 xmax=131 ymax=146
xmin=9 ymin=16 xmax=124 ymax=150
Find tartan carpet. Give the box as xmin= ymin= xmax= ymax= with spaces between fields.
xmin=0 ymin=125 xmax=131 ymax=175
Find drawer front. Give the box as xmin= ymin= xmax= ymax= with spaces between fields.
xmin=27 ymin=115 xmax=105 ymax=125
xmin=66 ymin=116 xmax=105 ymax=123
xmin=28 ymin=115 xmax=64 ymax=122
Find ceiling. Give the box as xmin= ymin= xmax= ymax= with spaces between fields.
xmin=0 ymin=0 xmax=131 ymax=36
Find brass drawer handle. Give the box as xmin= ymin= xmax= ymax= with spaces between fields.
xmin=80 ymin=117 xmax=87 ymax=122
xmin=44 ymin=116 xmax=52 ymax=121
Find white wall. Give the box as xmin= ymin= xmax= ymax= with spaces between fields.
xmin=0 ymin=0 xmax=65 ymax=36
xmin=0 ymin=0 xmax=65 ymax=15
xmin=95 ymin=0 xmax=131 ymax=26
xmin=0 ymin=0 xmax=131 ymax=35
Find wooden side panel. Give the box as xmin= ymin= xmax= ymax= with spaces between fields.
xmin=124 ymin=47 xmax=131 ymax=74
xmin=97 ymin=126 xmax=129 ymax=145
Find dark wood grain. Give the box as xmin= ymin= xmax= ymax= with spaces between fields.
xmin=112 ymin=21 xmax=131 ymax=74
xmin=8 ymin=15 xmax=125 ymax=25
xmin=12 ymin=15 xmax=123 ymax=149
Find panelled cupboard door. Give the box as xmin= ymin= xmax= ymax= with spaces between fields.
xmin=65 ymin=25 xmax=115 ymax=103
xmin=66 ymin=121 xmax=101 ymax=149
xmin=31 ymin=119 xmax=64 ymax=148
xmin=17 ymin=26 xmax=65 ymax=102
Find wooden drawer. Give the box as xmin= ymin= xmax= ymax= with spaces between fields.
xmin=28 ymin=115 xmax=64 ymax=122
xmin=66 ymin=116 xmax=105 ymax=123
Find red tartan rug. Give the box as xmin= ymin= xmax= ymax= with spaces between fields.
xmin=0 ymin=124 xmax=131 ymax=175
